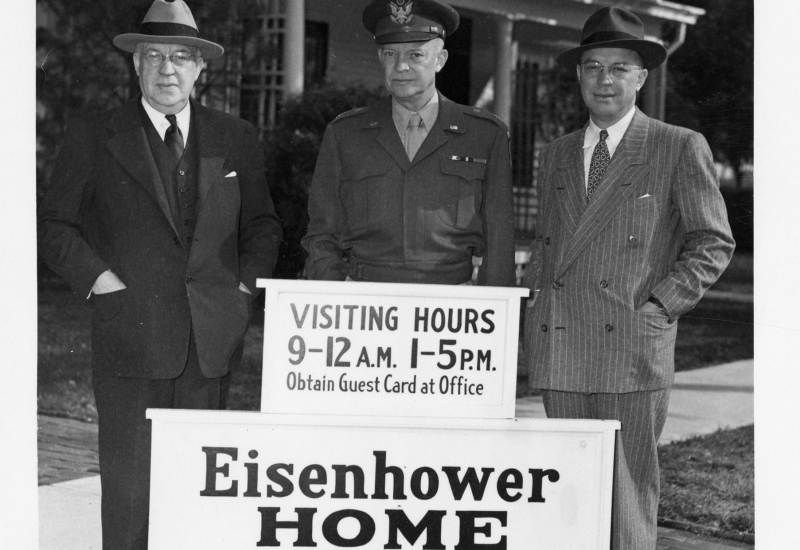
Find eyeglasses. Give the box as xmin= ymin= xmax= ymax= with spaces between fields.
xmin=141 ymin=51 xmax=197 ymax=67
xmin=581 ymin=62 xmax=643 ymax=79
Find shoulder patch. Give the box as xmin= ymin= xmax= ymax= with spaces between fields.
xmin=332 ymin=107 xmax=367 ymax=123
xmin=462 ymin=105 xmax=507 ymax=129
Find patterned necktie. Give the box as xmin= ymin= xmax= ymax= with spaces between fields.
xmin=404 ymin=112 xmax=425 ymax=161
xmin=587 ymin=129 xmax=609 ymax=199
xmin=164 ymin=114 xmax=184 ymax=163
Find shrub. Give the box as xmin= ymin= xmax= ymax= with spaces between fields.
xmin=264 ymin=82 xmax=386 ymax=279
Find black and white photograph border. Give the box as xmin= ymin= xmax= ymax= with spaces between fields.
xmin=0 ymin=0 xmax=789 ymax=548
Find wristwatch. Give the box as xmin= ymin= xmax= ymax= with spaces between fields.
xmin=647 ymin=296 xmax=668 ymax=316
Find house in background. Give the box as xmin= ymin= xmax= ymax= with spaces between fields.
xmin=196 ymin=0 xmax=704 ymax=238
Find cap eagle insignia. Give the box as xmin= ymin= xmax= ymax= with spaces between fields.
xmin=390 ymin=1 xmax=413 ymax=25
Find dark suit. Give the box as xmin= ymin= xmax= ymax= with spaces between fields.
xmin=302 ymin=94 xmax=515 ymax=286
xmin=523 ymin=109 xmax=734 ymax=548
xmin=38 ymin=97 xmax=281 ymax=549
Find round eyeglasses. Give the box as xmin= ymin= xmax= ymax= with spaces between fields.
xmin=581 ymin=62 xmax=643 ymax=79
xmin=141 ymin=51 xmax=197 ymax=67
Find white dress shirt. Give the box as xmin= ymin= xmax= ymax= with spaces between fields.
xmin=582 ymin=105 xmax=636 ymax=190
xmin=140 ymin=97 xmax=191 ymax=145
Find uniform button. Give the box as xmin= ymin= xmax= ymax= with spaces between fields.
xmin=605 ymin=324 xmax=614 ymax=332
xmin=180 ymin=187 xmax=187 ymax=193
xmin=541 ymin=324 xmax=548 ymax=332
xmin=628 ymin=235 xmax=638 ymax=243
xmin=600 ymin=280 xmax=608 ymax=288
xmin=186 ymin=276 xmax=194 ymax=284
xmin=179 ymin=170 xmax=185 ymax=176
xmin=182 ymin=203 xmax=189 ymax=209
xmin=545 ymin=237 xmax=551 ymax=245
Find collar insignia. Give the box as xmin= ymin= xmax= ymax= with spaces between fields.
xmin=390 ymin=1 xmax=414 ymax=25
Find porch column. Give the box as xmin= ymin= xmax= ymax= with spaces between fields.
xmin=493 ymin=15 xmax=514 ymax=126
xmin=640 ymin=60 xmax=666 ymax=121
xmin=284 ymin=0 xmax=305 ymax=98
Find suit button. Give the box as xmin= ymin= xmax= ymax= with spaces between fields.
xmin=183 ymin=219 xmax=190 ymax=226
xmin=541 ymin=324 xmax=548 ymax=332
xmin=545 ymin=237 xmax=551 ymax=245
xmin=628 ymin=235 xmax=638 ymax=243
xmin=186 ymin=276 xmax=194 ymax=284
xmin=172 ymin=237 xmax=179 ymax=245
xmin=605 ymin=324 xmax=614 ymax=332
xmin=186 ymin=236 xmax=193 ymax=243
xmin=552 ymin=281 xmax=561 ymax=289
xmin=182 ymin=203 xmax=189 ymax=209
xmin=600 ymin=280 xmax=608 ymax=288
xmin=179 ymin=170 xmax=185 ymax=176
xmin=180 ymin=187 xmax=187 ymax=193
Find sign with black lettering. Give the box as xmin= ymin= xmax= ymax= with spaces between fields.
xmin=256 ymin=280 xmax=529 ymax=419
xmin=146 ymin=410 xmax=619 ymax=550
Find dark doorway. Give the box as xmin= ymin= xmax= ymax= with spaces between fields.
xmin=436 ymin=16 xmax=471 ymax=105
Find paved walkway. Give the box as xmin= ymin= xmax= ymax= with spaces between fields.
xmin=37 ymin=358 xmax=753 ymax=550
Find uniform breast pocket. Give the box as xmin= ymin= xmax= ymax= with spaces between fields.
xmin=438 ymin=158 xmax=485 ymax=229
xmin=340 ymin=163 xmax=391 ymax=229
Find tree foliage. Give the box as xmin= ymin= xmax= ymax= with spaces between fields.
xmin=666 ymin=0 xmax=754 ymax=166
xmin=264 ymin=83 xmax=386 ymax=279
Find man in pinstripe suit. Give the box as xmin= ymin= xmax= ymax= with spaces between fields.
xmin=522 ymin=7 xmax=735 ymax=549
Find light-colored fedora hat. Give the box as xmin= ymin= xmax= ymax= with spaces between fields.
xmin=113 ymin=0 xmax=224 ymax=60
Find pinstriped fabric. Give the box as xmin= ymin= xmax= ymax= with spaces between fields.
xmin=522 ymin=109 xmax=735 ymax=394
xmin=542 ymin=389 xmax=670 ymax=550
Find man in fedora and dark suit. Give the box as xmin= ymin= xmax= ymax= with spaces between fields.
xmin=522 ymin=7 xmax=734 ymax=549
xmin=302 ymin=0 xmax=515 ymax=286
xmin=38 ymin=1 xmax=281 ymax=547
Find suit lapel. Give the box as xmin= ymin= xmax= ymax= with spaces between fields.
xmin=554 ymin=130 xmax=588 ymax=241
xmin=192 ymin=99 xmax=231 ymax=212
xmin=105 ymin=98 xmax=178 ymax=237
xmin=556 ymin=110 xmax=652 ymax=278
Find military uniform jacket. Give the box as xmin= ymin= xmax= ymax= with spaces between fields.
xmin=302 ymin=94 xmax=515 ymax=286
xmin=522 ymin=109 xmax=734 ymax=393
xmin=38 ymin=97 xmax=282 ymax=379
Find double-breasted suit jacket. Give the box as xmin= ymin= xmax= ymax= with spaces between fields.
xmin=302 ymin=94 xmax=516 ymax=286
xmin=523 ymin=109 xmax=735 ymax=393
xmin=38 ymin=97 xmax=282 ymax=379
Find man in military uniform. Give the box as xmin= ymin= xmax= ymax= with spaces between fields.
xmin=302 ymin=0 xmax=515 ymax=286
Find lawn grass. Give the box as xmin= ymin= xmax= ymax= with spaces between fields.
xmin=659 ymin=425 xmax=755 ymax=536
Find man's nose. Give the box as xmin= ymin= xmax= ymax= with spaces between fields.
xmin=598 ymin=67 xmax=613 ymax=85
xmin=159 ymin=57 xmax=177 ymax=74
xmin=394 ymin=55 xmax=410 ymax=72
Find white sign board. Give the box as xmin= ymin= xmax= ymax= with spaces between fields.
xmin=256 ymin=280 xmax=529 ymax=419
xmin=147 ymin=410 xmax=619 ymax=550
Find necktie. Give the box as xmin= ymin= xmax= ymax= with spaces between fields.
xmin=164 ymin=114 xmax=184 ymax=163
xmin=404 ymin=112 xmax=425 ymax=161
xmin=587 ymin=129 xmax=609 ymax=199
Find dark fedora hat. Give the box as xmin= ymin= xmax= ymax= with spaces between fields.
xmin=362 ymin=0 xmax=459 ymax=45
xmin=556 ymin=7 xmax=667 ymax=70
xmin=113 ymin=0 xmax=224 ymax=60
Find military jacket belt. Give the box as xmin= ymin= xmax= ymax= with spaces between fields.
xmin=302 ymin=94 xmax=515 ymax=286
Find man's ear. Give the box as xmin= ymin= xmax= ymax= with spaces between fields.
xmin=133 ymin=53 xmax=140 ymax=76
xmin=436 ymin=48 xmax=449 ymax=72
xmin=636 ymin=68 xmax=649 ymax=92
